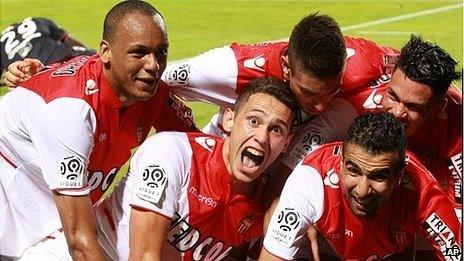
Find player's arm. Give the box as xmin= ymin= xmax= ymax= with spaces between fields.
xmin=260 ymin=164 xmax=324 ymax=261
xmin=125 ymin=132 xmax=190 ymax=259
xmin=129 ymin=207 xmax=170 ymax=261
xmin=31 ymin=99 xmax=104 ymax=259
xmin=53 ymin=193 xmax=105 ymax=260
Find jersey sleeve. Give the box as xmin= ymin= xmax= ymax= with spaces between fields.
xmin=29 ymin=97 xmax=96 ymax=196
xmin=162 ymin=45 xmax=239 ymax=108
xmin=263 ymin=164 xmax=324 ymax=260
xmin=38 ymin=18 xmax=66 ymax=41
xmin=128 ymin=132 xmax=193 ymax=219
xmin=407 ymin=155 xmax=462 ymax=260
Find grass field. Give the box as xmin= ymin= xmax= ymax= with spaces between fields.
xmin=1 ymin=0 xmax=462 ymax=194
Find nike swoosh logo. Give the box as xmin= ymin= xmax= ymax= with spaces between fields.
xmin=363 ymin=89 xmax=382 ymax=109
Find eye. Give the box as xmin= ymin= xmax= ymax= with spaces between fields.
xmin=346 ymin=166 xmax=360 ymax=177
xmin=270 ymin=126 xmax=283 ymax=136
xmin=130 ymin=49 xmax=147 ymax=58
xmin=156 ymin=48 xmax=168 ymax=59
xmin=371 ymin=172 xmax=389 ymax=182
xmin=249 ymin=117 xmax=258 ymax=125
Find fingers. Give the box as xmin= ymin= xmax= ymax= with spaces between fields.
xmin=307 ymin=224 xmax=320 ymax=261
xmin=4 ymin=59 xmax=44 ymax=87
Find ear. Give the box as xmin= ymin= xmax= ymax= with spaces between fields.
xmin=99 ymin=40 xmax=110 ymax=63
xmin=280 ymin=133 xmax=294 ymax=154
xmin=222 ymin=108 xmax=235 ymax=133
xmin=281 ymin=55 xmax=290 ymax=82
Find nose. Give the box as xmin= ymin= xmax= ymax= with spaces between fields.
xmin=255 ymin=126 xmax=270 ymax=145
xmin=310 ymin=95 xmax=332 ymax=114
xmin=145 ymin=53 xmax=160 ymax=74
xmin=355 ymin=176 xmax=371 ymax=198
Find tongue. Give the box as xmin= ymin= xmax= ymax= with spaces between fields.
xmin=242 ymin=155 xmax=258 ymax=168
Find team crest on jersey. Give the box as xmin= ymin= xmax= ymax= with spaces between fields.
xmin=323 ymin=169 xmax=339 ymax=189
xmin=269 ymin=207 xmax=301 ymax=246
xmin=59 ymin=155 xmax=85 ymax=188
xmin=237 ymin=215 xmax=255 ymax=234
xmin=423 ymin=213 xmax=462 ymax=260
xmin=136 ymin=164 xmax=167 ymax=204
xmin=164 ymin=63 xmax=190 ymax=85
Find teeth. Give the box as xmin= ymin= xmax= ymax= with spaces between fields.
xmin=246 ymin=147 xmax=263 ymax=156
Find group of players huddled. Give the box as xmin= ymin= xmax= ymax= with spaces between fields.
xmin=0 ymin=1 xmax=461 ymax=260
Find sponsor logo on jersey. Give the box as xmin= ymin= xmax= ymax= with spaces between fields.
xmin=164 ymin=63 xmax=190 ymax=85
xmin=137 ymin=164 xmax=167 ymax=204
xmin=59 ymin=155 xmax=85 ymax=188
xmin=168 ymin=213 xmax=233 ymax=260
xmin=422 ymin=212 xmax=462 ymax=260
xmin=194 ymin=136 xmax=216 ymax=152
xmin=447 ymin=153 xmax=462 ymax=203
xmin=87 ymin=167 xmax=118 ymax=194
xmin=168 ymin=94 xmax=197 ymax=130
xmin=189 ymin=186 xmax=218 ymax=208
xmin=323 ymin=169 xmax=339 ymax=189
xmin=243 ymin=55 xmax=266 ymax=72
xmin=52 ymin=56 xmax=88 ymax=77
xmin=269 ymin=207 xmax=301 ymax=246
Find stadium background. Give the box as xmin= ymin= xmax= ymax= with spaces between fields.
xmin=1 ymin=0 xmax=462 ymax=194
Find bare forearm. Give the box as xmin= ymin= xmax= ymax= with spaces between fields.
xmin=53 ymin=192 xmax=105 ymax=260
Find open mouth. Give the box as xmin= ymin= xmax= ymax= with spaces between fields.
xmin=241 ymin=147 xmax=264 ymax=169
xmin=137 ymin=77 xmax=156 ymax=87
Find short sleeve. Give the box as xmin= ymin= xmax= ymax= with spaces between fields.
xmin=263 ymin=164 xmax=325 ymax=260
xmin=128 ymin=132 xmax=193 ymax=219
xmin=29 ymin=97 xmax=96 ymax=195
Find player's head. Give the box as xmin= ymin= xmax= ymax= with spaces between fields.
xmin=222 ymin=77 xmax=297 ymax=184
xmin=382 ymin=35 xmax=461 ymax=137
xmin=100 ymin=0 xmax=168 ymax=105
xmin=342 ymin=111 xmax=407 ymax=217
xmin=283 ymin=13 xmax=346 ymax=115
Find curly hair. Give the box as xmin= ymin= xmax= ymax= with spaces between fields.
xmin=344 ymin=111 xmax=406 ymax=168
xmin=397 ymin=35 xmax=461 ymax=98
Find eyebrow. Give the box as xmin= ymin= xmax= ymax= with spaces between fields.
xmin=388 ymin=88 xmax=428 ymax=109
xmin=345 ymin=159 xmax=392 ymax=176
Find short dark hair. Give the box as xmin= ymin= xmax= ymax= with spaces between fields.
xmin=288 ymin=13 xmax=346 ymax=79
xmin=344 ymin=111 xmax=407 ymax=168
xmin=235 ymin=77 xmax=298 ymax=126
xmin=397 ymin=35 xmax=461 ymax=98
xmin=103 ymin=0 xmax=162 ymax=42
